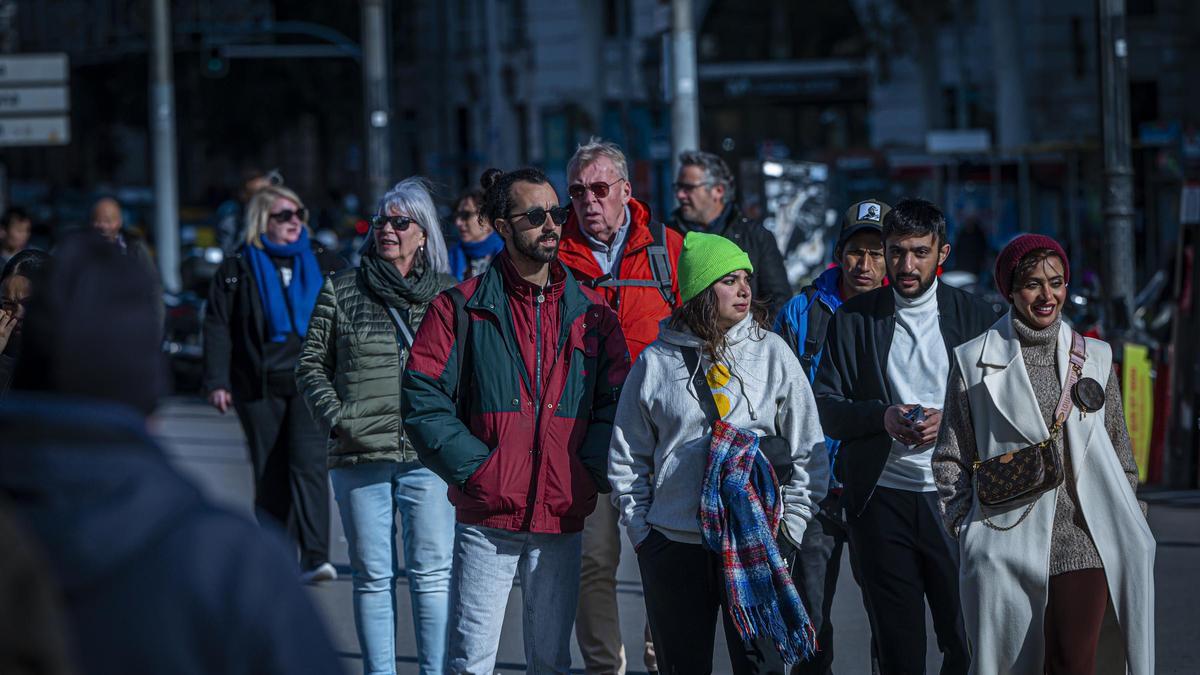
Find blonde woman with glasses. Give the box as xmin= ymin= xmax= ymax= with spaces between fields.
xmin=202 ymin=184 xmax=345 ymax=583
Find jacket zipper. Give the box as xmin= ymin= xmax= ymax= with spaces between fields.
xmin=520 ymin=288 xmax=547 ymax=531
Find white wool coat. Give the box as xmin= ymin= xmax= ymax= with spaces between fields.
xmin=946 ymin=317 xmax=1154 ymax=675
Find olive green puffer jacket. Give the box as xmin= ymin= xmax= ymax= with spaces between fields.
xmin=297 ymin=266 xmax=455 ymax=469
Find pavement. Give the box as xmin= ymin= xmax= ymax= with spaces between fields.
xmin=151 ymin=396 xmax=1200 ymax=674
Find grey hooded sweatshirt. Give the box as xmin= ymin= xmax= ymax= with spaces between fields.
xmin=608 ymin=313 xmax=829 ymax=548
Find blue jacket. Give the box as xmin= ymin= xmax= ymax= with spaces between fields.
xmin=774 ymin=265 xmax=844 ymax=481
xmin=0 ymin=396 xmax=341 ymax=675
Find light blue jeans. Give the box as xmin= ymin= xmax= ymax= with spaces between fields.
xmin=446 ymin=524 xmax=583 ymax=674
xmin=331 ymin=462 xmax=455 ymax=675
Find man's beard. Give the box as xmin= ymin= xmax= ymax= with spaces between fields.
xmin=514 ymin=231 xmax=559 ymax=263
xmin=889 ymin=269 xmax=937 ymax=298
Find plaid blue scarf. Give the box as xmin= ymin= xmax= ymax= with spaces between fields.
xmin=699 ymin=420 xmax=817 ymax=665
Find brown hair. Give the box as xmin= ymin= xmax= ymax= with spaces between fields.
xmin=667 ymin=285 xmax=769 ymax=364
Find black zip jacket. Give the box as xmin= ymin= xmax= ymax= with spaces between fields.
xmin=812 ymin=282 xmax=1001 ymax=516
xmin=202 ymin=242 xmax=343 ymax=400
xmin=669 ymin=203 xmax=792 ymax=318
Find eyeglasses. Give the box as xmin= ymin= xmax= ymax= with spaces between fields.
xmin=567 ymin=178 xmax=625 ymax=202
xmin=506 ymin=205 xmax=570 ymax=227
xmin=371 ymin=215 xmax=418 ymax=231
xmin=268 ymin=208 xmax=308 ymax=223
xmin=673 ymin=181 xmax=713 ymax=193
xmin=455 ymin=210 xmax=478 ymax=221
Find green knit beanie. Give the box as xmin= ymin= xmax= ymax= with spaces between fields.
xmin=677 ymin=231 xmax=754 ymax=304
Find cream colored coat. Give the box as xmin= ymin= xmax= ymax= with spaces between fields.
xmin=948 ymin=317 xmax=1154 ymax=675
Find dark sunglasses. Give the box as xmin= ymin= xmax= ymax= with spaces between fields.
xmin=268 ymin=207 xmax=308 ymax=223
xmin=507 ymin=205 xmax=570 ymax=227
xmin=371 ymin=215 xmax=418 ymax=231
xmin=455 ymin=209 xmax=478 ymax=221
xmin=567 ymin=178 xmax=624 ymax=201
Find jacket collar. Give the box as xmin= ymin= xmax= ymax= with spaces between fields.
xmin=560 ymin=198 xmax=657 ymax=276
xmin=976 ymin=312 xmax=1074 ymax=446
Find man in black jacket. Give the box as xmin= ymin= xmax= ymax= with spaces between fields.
xmin=668 ymin=150 xmax=792 ymax=317
xmin=813 ymin=199 xmax=999 ymax=674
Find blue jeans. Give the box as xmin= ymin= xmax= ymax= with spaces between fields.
xmin=446 ymin=524 xmax=582 ymax=674
xmin=331 ymin=462 xmax=455 ymax=675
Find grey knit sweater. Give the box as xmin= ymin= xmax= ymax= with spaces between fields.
xmin=934 ymin=317 xmax=1140 ymax=576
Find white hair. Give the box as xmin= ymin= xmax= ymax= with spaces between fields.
xmin=567 ymin=136 xmax=629 ymax=182
xmin=377 ymin=177 xmax=450 ymax=275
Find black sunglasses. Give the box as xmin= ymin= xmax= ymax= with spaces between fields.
xmin=506 ymin=205 xmax=570 ymax=227
xmin=567 ymin=178 xmax=624 ymax=201
xmin=268 ymin=207 xmax=308 ymax=223
xmin=371 ymin=215 xmax=418 ymax=231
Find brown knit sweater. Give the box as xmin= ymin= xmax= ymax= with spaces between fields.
xmin=933 ymin=316 xmax=1141 ymax=576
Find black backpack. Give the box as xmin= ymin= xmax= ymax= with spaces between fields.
xmin=788 ymin=286 xmax=833 ymax=378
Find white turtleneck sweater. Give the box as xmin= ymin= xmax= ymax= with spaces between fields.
xmin=878 ymin=279 xmax=948 ymax=492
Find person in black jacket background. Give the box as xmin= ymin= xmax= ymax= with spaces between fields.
xmin=668 ymin=150 xmax=792 ymax=318
xmin=3 ymin=233 xmax=340 ymax=675
xmin=812 ymin=199 xmax=999 ymax=674
xmin=202 ymin=184 xmax=345 ymax=584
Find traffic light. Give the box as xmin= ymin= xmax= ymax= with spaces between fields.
xmin=203 ymin=46 xmax=228 ymax=78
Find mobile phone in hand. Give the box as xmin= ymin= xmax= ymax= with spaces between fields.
xmin=904 ymin=406 xmax=927 ymax=424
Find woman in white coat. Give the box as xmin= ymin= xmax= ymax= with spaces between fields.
xmin=933 ymin=234 xmax=1154 ymax=675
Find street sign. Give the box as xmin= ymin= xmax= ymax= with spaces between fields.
xmin=0 ymin=53 xmax=68 ymax=85
xmin=0 ymin=86 xmax=69 ymax=114
xmin=0 ymin=116 xmax=69 ymax=146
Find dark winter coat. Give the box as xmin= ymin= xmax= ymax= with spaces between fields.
xmin=401 ymin=252 xmax=630 ymax=534
xmin=0 ymin=395 xmax=341 ymax=675
xmin=811 ymin=282 xmax=1000 ymax=516
xmin=669 ymin=203 xmax=792 ymax=318
xmin=202 ymin=242 xmax=343 ymax=400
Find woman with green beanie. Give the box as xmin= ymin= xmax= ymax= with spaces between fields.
xmin=609 ymin=231 xmax=829 ymax=673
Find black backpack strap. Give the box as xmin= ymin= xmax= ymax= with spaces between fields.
xmin=645 ymin=221 xmax=675 ymax=306
xmin=590 ymin=222 xmax=675 ymax=307
xmin=799 ymin=287 xmax=832 ymax=376
xmin=681 ymin=346 xmax=720 ymax=425
xmin=446 ymin=287 xmax=472 ymax=415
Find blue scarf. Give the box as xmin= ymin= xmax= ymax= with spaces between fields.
xmin=449 ymin=232 xmax=504 ymax=280
xmin=244 ymin=231 xmax=323 ymax=342
xmin=700 ymin=420 xmax=817 ymax=665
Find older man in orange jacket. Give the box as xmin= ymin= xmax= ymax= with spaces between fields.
xmin=557 ymin=137 xmax=683 ymax=675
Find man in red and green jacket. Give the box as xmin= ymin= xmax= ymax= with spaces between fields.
xmin=401 ymin=167 xmax=629 ymax=674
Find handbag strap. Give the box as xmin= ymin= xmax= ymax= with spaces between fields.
xmin=681 ymin=346 xmax=721 ymax=426
xmin=1051 ymin=331 xmax=1088 ymax=433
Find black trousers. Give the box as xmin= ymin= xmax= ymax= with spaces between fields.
xmin=846 ymin=487 xmax=969 ymax=675
xmin=234 ymin=387 xmax=330 ymax=569
xmin=639 ymin=528 xmax=797 ymax=675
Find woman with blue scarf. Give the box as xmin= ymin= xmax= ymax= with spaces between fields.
xmin=202 ymin=184 xmax=344 ymax=584
xmin=446 ymin=187 xmax=504 ymax=280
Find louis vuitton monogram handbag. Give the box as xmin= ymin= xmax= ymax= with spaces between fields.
xmin=972 ymin=331 xmax=1090 ymax=530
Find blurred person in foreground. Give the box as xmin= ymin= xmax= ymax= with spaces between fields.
xmin=90 ymin=197 xmax=164 ymax=331
xmin=774 ymin=199 xmax=890 ymax=674
xmin=933 ymin=235 xmax=1154 ymax=674
xmin=0 ymin=207 xmax=34 ymax=269
xmin=0 ymin=250 xmax=51 ymax=393
xmin=297 ymin=177 xmax=457 ymax=675
xmin=203 ymin=184 xmax=344 ymax=583
xmin=0 ymin=232 xmax=340 ymax=675
xmin=668 ymin=150 xmax=791 ymax=318
xmin=447 ymin=186 xmax=504 ymax=280
xmin=557 ymin=137 xmax=682 ymax=675
xmin=402 ymin=167 xmax=629 ymax=674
